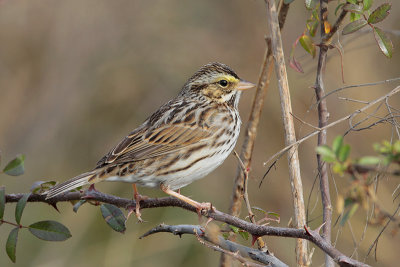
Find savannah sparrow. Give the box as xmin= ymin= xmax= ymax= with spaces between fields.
xmin=46 ymin=62 xmax=255 ymax=216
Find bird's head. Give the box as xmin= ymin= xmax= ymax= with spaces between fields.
xmin=183 ymin=62 xmax=255 ymax=106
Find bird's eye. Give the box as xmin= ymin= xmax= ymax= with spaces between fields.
xmin=218 ymin=80 xmax=228 ymax=87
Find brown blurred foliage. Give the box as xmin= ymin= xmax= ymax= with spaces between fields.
xmin=0 ymin=0 xmax=399 ymax=266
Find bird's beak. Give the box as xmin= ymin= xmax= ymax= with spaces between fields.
xmin=237 ymin=80 xmax=256 ymax=90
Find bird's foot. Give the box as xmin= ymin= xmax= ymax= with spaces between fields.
xmin=127 ymin=193 xmax=148 ymax=223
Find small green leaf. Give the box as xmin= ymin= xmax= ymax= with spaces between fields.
xmin=338 ymin=144 xmax=351 ymax=162
xmin=267 ymin=212 xmax=280 ymax=219
xmin=332 ymin=136 xmax=344 ymax=156
xmin=363 ymin=0 xmax=373 ymax=11
xmin=346 ymin=0 xmax=357 ymax=4
xmin=342 ymin=19 xmax=368 ymax=35
xmin=373 ymin=27 xmax=393 ymax=58
xmin=30 ymin=181 xmax=57 ymax=194
xmin=335 ymin=3 xmax=346 ymax=15
xmin=316 ymin=145 xmax=336 ymax=163
xmin=358 ymin=156 xmax=381 ymax=165
xmin=0 ymin=186 xmax=5 ymax=220
xmin=343 ymin=4 xmax=364 ymax=13
xmin=299 ymin=35 xmax=316 ymax=57
xmin=229 ymin=225 xmax=239 ymax=234
xmin=6 ymin=227 xmax=19 ymax=263
xmin=340 ymin=203 xmax=359 ymax=226
xmin=305 ymin=0 xmax=317 ymax=10
xmin=3 ymin=155 xmax=25 ymax=176
xmin=284 ymin=0 xmax=295 ymax=3
xmin=15 ymin=193 xmax=31 ymax=224
xmin=29 ymin=221 xmax=72 ymax=241
xmin=307 ymin=20 xmax=319 ymax=37
xmin=344 ymin=197 xmax=355 ymax=208
xmin=394 ymin=141 xmax=400 ymax=153
xmin=100 ymin=204 xmax=126 ymax=233
xmin=350 ymin=12 xmax=361 ymax=22
xmin=222 ymin=233 xmax=229 ymax=239
xmin=368 ymin=3 xmax=391 ymax=24
xmin=251 ymin=206 xmax=267 ymax=214
xmin=239 ymin=231 xmax=249 ymax=240
xmin=332 ymin=162 xmax=346 ymax=176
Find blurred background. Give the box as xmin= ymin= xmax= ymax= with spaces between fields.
xmin=0 ymin=0 xmax=399 ymax=266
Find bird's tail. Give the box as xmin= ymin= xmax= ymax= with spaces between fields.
xmin=45 ymin=170 xmax=99 ymax=199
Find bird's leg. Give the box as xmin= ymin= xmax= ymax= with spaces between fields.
xmin=160 ymin=184 xmax=214 ymax=218
xmin=127 ymin=184 xmax=146 ymax=222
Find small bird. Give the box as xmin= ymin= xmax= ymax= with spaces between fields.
xmin=46 ymin=62 xmax=255 ymax=218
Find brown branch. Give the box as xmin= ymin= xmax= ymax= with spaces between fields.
xmin=5 ymin=191 xmax=370 ymax=267
xmin=315 ymin=1 xmax=333 ymax=266
xmin=223 ymin=2 xmax=291 ymax=267
xmin=228 ymin=41 xmax=273 ymax=221
xmin=265 ymin=0 xmax=308 ymax=265
xmin=140 ymin=224 xmax=287 ymax=267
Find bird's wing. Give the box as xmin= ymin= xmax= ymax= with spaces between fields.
xmin=96 ymin=122 xmax=214 ymax=167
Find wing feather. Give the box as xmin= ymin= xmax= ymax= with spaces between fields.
xmin=96 ymin=122 xmax=213 ymax=167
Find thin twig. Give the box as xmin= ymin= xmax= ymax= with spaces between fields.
xmin=314 ymin=77 xmax=400 ymax=109
xmin=315 ymin=2 xmax=333 ymax=266
xmin=262 ymin=86 xmax=400 ymax=168
xmin=233 ymin=151 xmax=266 ymax=251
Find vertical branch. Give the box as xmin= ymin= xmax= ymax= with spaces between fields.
xmin=221 ymin=3 xmax=290 ymax=266
xmin=315 ymin=1 xmax=333 ymax=266
xmin=265 ymin=0 xmax=308 ymax=266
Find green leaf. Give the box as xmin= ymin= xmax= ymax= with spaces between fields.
xmin=3 ymin=155 xmax=25 ymax=176
xmin=338 ymin=144 xmax=351 ymax=162
xmin=15 ymin=193 xmax=31 ymax=224
xmin=394 ymin=141 xmax=400 ymax=153
xmin=343 ymin=3 xmax=364 ymax=13
xmin=316 ymin=145 xmax=336 ymax=163
xmin=229 ymin=225 xmax=239 ymax=234
xmin=346 ymin=0 xmax=357 ymax=4
xmin=332 ymin=136 xmax=344 ymax=156
xmin=342 ymin=19 xmax=368 ymax=35
xmin=368 ymin=3 xmax=391 ymax=24
xmin=100 ymin=204 xmax=126 ymax=233
xmin=0 ymin=186 xmax=5 ymax=220
xmin=335 ymin=3 xmax=346 ymax=15
xmin=340 ymin=203 xmax=359 ymax=226
xmin=299 ymin=35 xmax=316 ymax=57
xmin=28 ymin=221 xmax=72 ymax=241
xmin=267 ymin=212 xmax=280 ymax=219
xmin=307 ymin=20 xmax=319 ymax=37
xmin=363 ymin=0 xmax=373 ymax=11
xmin=358 ymin=156 xmax=381 ymax=165
xmin=30 ymin=181 xmax=57 ymax=194
xmin=332 ymin=162 xmax=346 ymax=176
xmin=6 ymin=227 xmax=19 ymax=263
xmin=373 ymin=27 xmax=393 ymax=58
xmin=305 ymin=0 xmax=317 ymax=10
xmin=238 ymin=231 xmax=249 ymax=240
xmin=284 ymin=0 xmax=295 ymax=4
xmin=350 ymin=12 xmax=361 ymax=22
xmin=251 ymin=206 xmax=267 ymax=214
xmin=222 ymin=233 xmax=229 ymax=239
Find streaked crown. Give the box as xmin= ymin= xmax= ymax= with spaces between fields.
xmin=182 ymin=62 xmax=255 ymax=106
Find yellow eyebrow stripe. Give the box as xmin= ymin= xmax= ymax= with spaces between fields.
xmin=214 ymin=75 xmax=239 ymax=84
